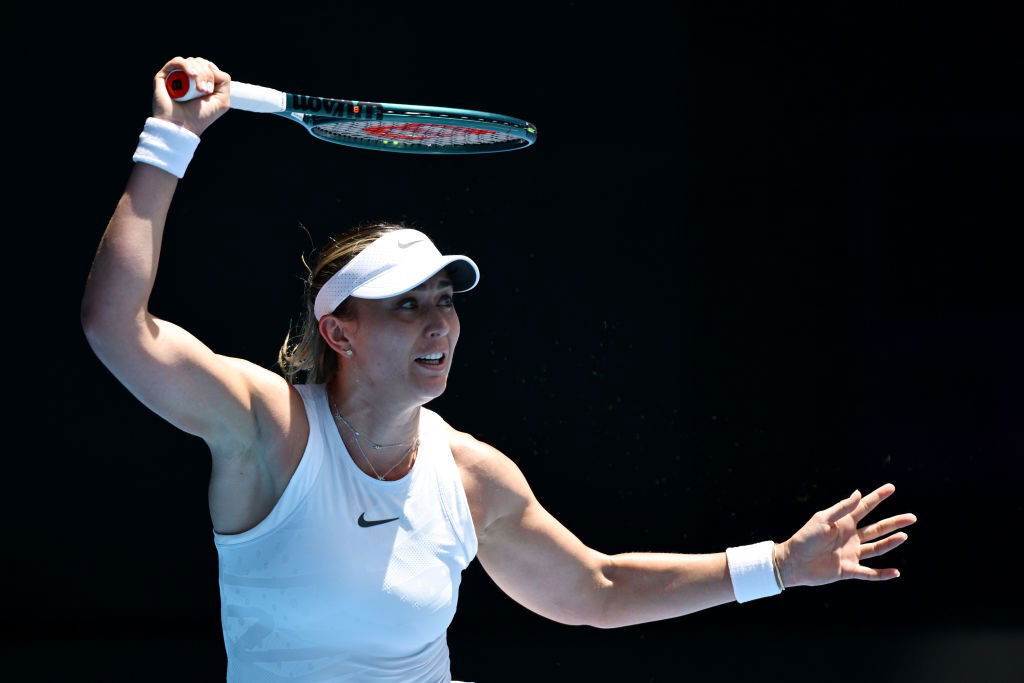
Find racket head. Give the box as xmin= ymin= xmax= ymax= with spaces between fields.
xmin=283 ymin=98 xmax=536 ymax=154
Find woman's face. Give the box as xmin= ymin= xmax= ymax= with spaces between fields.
xmin=343 ymin=270 xmax=461 ymax=406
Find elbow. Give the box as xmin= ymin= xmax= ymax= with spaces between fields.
xmin=81 ymin=272 xmax=109 ymax=333
xmin=80 ymin=300 xmax=99 ymax=336
xmin=541 ymin=556 xmax=615 ymax=629
xmin=81 ymin=303 xmax=103 ymax=340
xmin=585 ymin=555 xmax=617 ymax=630
xmin=588 ymin=597 xmax=619 ymax=629
xmin=585 ymin=594 xmax=611 ymax=629
xmin=80 ymin=292 xmax=113 ymax=336
xmin=588 ymin=607 xmax=620 ymax=630
xmin=81 ymin=299 xmax=145 ymax=340
xmin=81 ymin=304 xmax=115 ymax=342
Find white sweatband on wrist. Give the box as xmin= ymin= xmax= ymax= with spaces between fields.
xmin=726 ymin=540 xmax=784 ymax=603
xmin=132 ymin=117 xmax=200 ymax=179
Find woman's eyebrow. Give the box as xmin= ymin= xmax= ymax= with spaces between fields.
xmin=411 ymin=279 xmax=453 ymax=292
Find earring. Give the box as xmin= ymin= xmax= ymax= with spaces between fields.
xmin=343 ymin=349 xmax=354 ymax=357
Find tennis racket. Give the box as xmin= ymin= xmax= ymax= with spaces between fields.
xmin=166 ymin=70 xmax=536 ymax=154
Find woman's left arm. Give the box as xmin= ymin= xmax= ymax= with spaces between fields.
xmin=463 ymin=437 xmax=614 ymax=628
xmin=464 ymin=436 xmax=916 ymax=630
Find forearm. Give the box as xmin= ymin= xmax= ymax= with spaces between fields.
xmin=81 ymin=163 xmax=178 ymax=326
xmin=596 ymin=551 xmax=738 ymax=629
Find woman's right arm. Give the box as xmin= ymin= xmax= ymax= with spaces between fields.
xmin=81 ymin=57 xmax=288 ymax=456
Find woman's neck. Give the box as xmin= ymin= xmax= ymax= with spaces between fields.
xmin=325 ymin=376 xmax=421 ymax=452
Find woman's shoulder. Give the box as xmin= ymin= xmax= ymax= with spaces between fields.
xmin=424 ymin=410 xmax=520 ymax=485
xmin=423 ymin=409 xmax=484 ymax=455
xmin=423 ymin=411 xmax=523 ymax=537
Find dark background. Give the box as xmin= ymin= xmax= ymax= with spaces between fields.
xmin=10 ymin=2 xmax=1022 ymax=681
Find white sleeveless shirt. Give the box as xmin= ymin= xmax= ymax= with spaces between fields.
xmin=212 ymin=383 xmax=478 ymax=682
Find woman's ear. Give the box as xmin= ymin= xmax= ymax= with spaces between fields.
xmin=318 ymin=314 xmax=355 ymax=355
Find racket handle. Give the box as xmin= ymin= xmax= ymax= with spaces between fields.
xmin=165 ymin=69 xmax=205 ymax=101
xmin=164 ymin=69 xmax=286 ymax=113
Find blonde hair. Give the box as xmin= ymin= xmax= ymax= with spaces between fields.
xmin=277 ymin=223 xmax=404 ymax=384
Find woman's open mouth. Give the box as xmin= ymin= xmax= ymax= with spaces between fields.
xmin=414 ymin=352 xmax=447 ymax=368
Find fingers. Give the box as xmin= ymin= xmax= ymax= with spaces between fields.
xmin=210 ymin=62 xmax=232 ymax=93
xmin=822 ymin=489 xmax=862 ymax=524
xmin=845 ymin=564 xmax=901 ymax=581
xmin=150 ymin=56 xmax=232 ymax=135
xmin=858 ymin=531 xmax=908 ymax=560
xmin=850 ymin=482 xmax=897 ymax=524
xmin=183 ymin=56 xmax=216 ymax=94
xmin=858 ymin=513 xmax=918 ymax=543
xmin=155 ymin=56 xmax=221 ymax=95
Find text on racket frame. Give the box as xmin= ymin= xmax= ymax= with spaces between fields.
xmin=290 ymin=95 xmax=384 ymax=120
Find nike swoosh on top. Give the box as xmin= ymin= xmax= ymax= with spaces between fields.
xmin=396 ymin=239 xmax=422 ymax=248
xmin=358 ymin=512 xmax=400 ymax=528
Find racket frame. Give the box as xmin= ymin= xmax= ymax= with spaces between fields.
xmin=276 ymin=94 xmax=537 ymax=154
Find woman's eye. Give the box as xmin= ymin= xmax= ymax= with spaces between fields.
xmin=399 ymin=295 xmax=453 ymax=309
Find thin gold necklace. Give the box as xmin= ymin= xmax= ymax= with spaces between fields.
xmin=329 ymin=397 xmax=419 ymax=481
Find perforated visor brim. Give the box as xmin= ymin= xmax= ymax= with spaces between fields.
xmin=349 ymin=256 xmax=479 ymax=299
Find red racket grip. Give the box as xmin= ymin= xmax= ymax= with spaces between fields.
xmin=165 ymin=68 xmax=204 ymax=102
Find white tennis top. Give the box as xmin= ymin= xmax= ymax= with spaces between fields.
xmin=213 ymin=382 xmax=478 ymax=682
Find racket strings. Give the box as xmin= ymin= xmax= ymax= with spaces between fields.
xmin=312 ymin=121 xmax=521 ymax=147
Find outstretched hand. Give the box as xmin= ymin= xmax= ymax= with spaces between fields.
xmin=776 ymin=483 xmax=917 ymax=588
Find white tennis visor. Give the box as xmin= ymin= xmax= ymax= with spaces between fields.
xmin=313 ymin=229 xmax=480 ymax=320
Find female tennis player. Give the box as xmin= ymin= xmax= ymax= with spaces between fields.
xmin=81 ymin=57 xmax=917 ymax=682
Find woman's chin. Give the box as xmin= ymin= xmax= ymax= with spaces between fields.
xmin=422 ymin=379 xmax=449 ymax=401
xmin=410 ymin=373 xmax=450 ymax=402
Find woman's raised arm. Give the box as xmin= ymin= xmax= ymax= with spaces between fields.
xmin=81 ymin=57 xmax=289 ymax=456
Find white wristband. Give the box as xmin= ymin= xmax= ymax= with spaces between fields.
xmin=726 ymin=540 xmax=784 ymax=603
xmin=132 ymin=117 xmax=200 ymax=179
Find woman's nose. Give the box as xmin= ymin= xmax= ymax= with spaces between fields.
xmin=425 ymin=309 xmax=450 ymax=337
